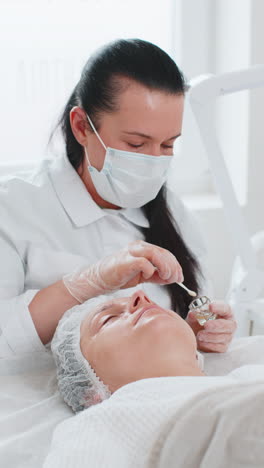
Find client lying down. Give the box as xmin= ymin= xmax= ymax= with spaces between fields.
xmin=52 ymin=289 xmax=205 ymax=413
xmin=45 ymin=290 xmax=264 ymax=468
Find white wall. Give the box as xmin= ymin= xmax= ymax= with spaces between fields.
xmin=0 ymin=0 xmax=174 ymax=163
xmin=190 ymin=0 xmax=264 ymax=301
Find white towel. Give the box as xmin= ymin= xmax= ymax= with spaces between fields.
xmin=43 ymin=363 xmax=264 ymax=468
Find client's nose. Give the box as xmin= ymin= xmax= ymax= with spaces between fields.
xmin=129 ymin=290 xmax=151 ymax=314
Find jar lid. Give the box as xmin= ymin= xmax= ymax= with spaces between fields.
xmin=189 ymin=295 xmax=211 ymax=310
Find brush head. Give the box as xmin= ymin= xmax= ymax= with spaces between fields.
xmin=188 ymin=290 xmax=197 ymax=297
xmin=177 ymin=282 xmax=197 ymax=297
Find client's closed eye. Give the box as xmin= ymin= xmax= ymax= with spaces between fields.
xmin=95 ymin=302 xmax=128 ymax=331
xmin=102 ymin=312 xmax=125 ymax=327
xmin=103 ymin=316 xmax=116 ymax=326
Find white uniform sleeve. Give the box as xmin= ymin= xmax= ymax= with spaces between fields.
xmin=0 ymin=234 xmax=46 ymax=357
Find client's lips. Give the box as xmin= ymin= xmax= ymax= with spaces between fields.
xmin=134 ymin=304 xmax=165 ymax=325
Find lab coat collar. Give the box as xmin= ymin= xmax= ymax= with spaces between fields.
xmin=121 ymin=208 xmax=150 ymax=228
xmin=49 ymin=154 xmax=150 ymax=228
xmin=49 ymin=154 xmax=105 ymax=227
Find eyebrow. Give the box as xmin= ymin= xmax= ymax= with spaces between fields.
xmin=122 ymin=131 xmax=181 ymax=140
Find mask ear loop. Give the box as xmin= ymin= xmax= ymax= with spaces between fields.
xmin=86 ymin=114 xmax=107 ymax=150
xmin=84 ymin=113 xmax=107 ymax=168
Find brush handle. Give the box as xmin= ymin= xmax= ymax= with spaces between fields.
xmin=177 ymin=282 xmax=197 ymax=297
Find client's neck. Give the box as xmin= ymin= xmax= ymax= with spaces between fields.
xmin=153 ymin=354 xmax=205 ymax=378
xmin=110 ymin=355 xmax=204 ymax=393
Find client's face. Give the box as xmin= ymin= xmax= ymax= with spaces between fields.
xmin=80 ymin=290 xmax=199 ymax=392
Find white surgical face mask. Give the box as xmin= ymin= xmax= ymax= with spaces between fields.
xmin=84 ymin=114 xmax=173 ymax=209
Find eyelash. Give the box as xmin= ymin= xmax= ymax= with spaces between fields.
xmin=102 ymin=308 xmax=126 ymax=327
xmin=103 ymin=315 xmax=115 ymax=325
xmin=128 ymin=143 xmax=173 ymax=149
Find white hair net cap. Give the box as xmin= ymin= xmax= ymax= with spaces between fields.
xmin=51 ymin=297 xmax=111 ymax=413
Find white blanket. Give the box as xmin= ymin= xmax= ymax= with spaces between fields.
xmin=1 ymin=336 xmax=264 ymax=468
xmin=43 ymin=338 xmax=264 ymax=468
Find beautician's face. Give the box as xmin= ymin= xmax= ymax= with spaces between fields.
xmin=80 ymin=290 xmax=197 ymax=392
xmin=72 ymin=78 xmax=184 ymax=171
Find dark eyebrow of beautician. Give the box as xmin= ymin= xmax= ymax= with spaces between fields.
xmin=122 ymin=131 xmax=181 ymax=140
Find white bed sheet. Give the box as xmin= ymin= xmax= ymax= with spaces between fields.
xmin=0 ymin=352 xmax=71 ymax=468
xmin=0 ymin=336 xmax=264 ymax=468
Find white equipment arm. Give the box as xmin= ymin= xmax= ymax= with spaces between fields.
xmin=188 ymin=65 xmax=264 ymax=305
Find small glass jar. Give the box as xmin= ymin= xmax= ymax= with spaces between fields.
xmin=188 ymin=296 xmax=217 ymax=326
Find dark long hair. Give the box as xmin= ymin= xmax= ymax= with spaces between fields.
xmin=53 ymin=38 xmax=203 ymax=318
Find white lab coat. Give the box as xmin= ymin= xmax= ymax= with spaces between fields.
xmin=0 ymin=154 xmax=207 ymax=357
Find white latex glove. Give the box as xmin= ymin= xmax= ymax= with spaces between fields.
xmin=186 ymin=301 xmax=237 ymax=353
xmin=62 ymin=240 xmax=184 ymax=303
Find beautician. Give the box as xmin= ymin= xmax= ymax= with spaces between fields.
xmin=0 ymin=39 xmax=236 ymax=357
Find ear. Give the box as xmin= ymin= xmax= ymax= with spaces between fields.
xmin=70 ymin=106 xmax=90 ymax=146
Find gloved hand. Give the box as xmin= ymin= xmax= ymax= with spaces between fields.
xmin=62 ymin=240 xmax=183 ymax=303
xmin=186 ymin=301 xmax=237 ymax=353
